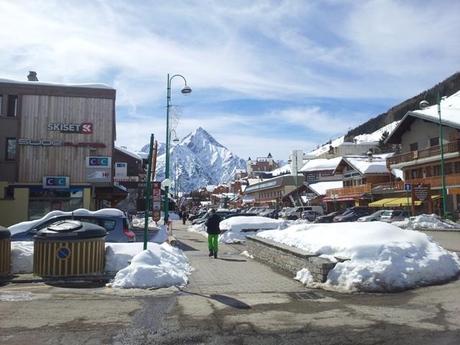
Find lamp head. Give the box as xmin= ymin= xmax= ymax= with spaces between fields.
xmin=419 ymin=100 xmax=430 ymax=109
xmin=181 ymin=85 xmax=192 ymax=95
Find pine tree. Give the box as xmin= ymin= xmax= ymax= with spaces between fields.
xmin=378 ymin=130 xmax=390 ymax=152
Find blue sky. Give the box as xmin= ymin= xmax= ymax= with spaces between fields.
xmin=1 ymin=0 xmax=459 ymax=160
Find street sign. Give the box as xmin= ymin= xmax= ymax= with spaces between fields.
xmin=152 ymin=181 xmax=161 ymax=221
xmin=404 ymin=183 xmax=412 ymax=192
xmin=413 ymin=184 xmax=430 ymax=202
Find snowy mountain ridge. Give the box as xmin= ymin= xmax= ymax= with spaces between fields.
xmin=141 ymin=127 xmax=246 ymax=193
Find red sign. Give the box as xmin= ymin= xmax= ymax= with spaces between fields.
xmin=412 ymin=184 xmax=431 ymax=202
xmin=152 ymin=181 xmax=161 ymax=221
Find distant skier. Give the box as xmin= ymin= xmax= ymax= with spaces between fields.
xmin=205 ymin=209 xmax=220 ymax=259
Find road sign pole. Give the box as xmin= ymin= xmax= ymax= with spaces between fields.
xmin=144 ymin=133 xmax=154 ymax=250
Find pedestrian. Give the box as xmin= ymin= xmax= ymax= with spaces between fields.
xmin=205 ymin=208 xmax=220 ymax=259
xmin=182 ymin=210 xmax=188 ymax=225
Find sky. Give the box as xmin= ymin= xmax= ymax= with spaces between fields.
xmin=1 ymin=0 xmax=459 ymax=160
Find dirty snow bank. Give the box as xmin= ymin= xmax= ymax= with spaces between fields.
xmin=258 ymin=222 xmax=460 ymax=292
xmin=393 ymin=214 xmax=459 ymax=230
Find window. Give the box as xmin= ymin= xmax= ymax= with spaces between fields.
xmin=7 ymin=95 xmax=18 ymax=117
xmin=433 ymin=165 xmax=441 ymax=176
xmin=430 ymin=137 xmax=439 ymax=147
xmin=455 ymin=161 xmax=460 ymax=173
xmin=445 ymin=162 xmax=453 ymax=175
xmin=5 ymin=138 xmax=16 ymax=160
xmin=0 ymin=95 xmax=3 ymax=115
xmin=409 ymin=142 xmax=418 ymax=151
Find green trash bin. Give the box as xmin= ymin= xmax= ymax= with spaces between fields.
xmin=33 ymin=220 xmax=106 ymax=278
xmin=0 ymin=226 xmax=11 ymax=277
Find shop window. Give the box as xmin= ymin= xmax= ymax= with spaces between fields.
xmin=430 ymin=137 xmax=439 ymax=147
xmin=409 ymin=142 xmax=418 ymax=151
xmin=5 ymin=138 xmax=16 ymax=160
xmin=7 ymin=95 xmax=18 ymax=117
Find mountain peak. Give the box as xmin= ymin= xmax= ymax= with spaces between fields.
xmin=184 ymin=127 xmax=224 ymax=148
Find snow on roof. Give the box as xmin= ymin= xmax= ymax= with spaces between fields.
xmin=342 ymin=156 xmax=389 ymax=174
xmin=206 ymin=185 xmax=217 ymax=192
xmin=115 ymin=146 xmax=143 ymax=161
xmin=411 ymin=90 xmax=460 ymax=126
xmin=300 ymin=157 xmax=342 ymax=172
xmin=308 ymin=136 xmax=345 ymax=157
xmin=307 ymin=181 xmax=343 ymax=196
xmin=353 ymin=121 xmax=401 ymax=144
xmin=270 ymin=163 xmax=291 ymax=176
xmin=0 ymin=78 xmax=114 ymax=90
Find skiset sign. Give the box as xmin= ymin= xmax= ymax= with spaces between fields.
xmin=48 ymin=122 xmax=93 ymax=134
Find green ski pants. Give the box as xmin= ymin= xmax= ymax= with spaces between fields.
xmin=208 ymin=234 xmax=218 ymax=253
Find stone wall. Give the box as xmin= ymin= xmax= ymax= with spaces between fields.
xmin=246 ymin=235 xmax=337 ymax=283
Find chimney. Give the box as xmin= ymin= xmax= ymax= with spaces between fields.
xmin=27 ymin=71 xmax=38 ymax=81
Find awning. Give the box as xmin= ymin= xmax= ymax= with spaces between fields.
xmin=368 ymin=197 xmax=400 ymax=207
xmin=369 ymin=197 xmax=422 ymax=207
xmin=323 ymin=194 xmax=363 ymax=202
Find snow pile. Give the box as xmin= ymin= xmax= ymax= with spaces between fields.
xmin=108 ymin=243 xmax=191 ymax=289
xmin=131 ymin=217 xmax=160 ymax=230
xmin=11 ymin=242 xmax=34 ymax=273
xmin=393 ymin=214 xmax=459 ymax=230
xmin=295 ymin=268 xmax=314 ymax=285
xmin=257 ymin=222 xmax=460 ymax=292
xmin=8 ymin=208 xmax=125 ymax=235
xmin=218 ymin=216 xmax=286 ymax=243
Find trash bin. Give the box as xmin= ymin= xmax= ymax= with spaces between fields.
xmin=0 ymin=226 xmax=11 ymax=277
xmin=33 ymin=220 xmax=106 ymax=278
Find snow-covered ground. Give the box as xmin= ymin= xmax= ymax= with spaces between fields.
xmin=188 ymin=216 xmax=287 ymax=243
xmin=258 ymin=221 xmax=460 ymax=292
xmin=10 ymin=241 xmax=191 ymax=289
xmin=393 ymin=214 xmax=460 ymax=231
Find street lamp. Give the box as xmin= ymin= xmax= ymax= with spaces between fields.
xmin=164 ymin=74 xmax=191 ymax=224
xmin=420 ymin=92 xmax=447 ymax=218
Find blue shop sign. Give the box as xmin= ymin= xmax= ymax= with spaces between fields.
xmin=42 ymin=176 xmax=70 ymax=189
xmin=86 ymin=156 xmax=111 ymax=168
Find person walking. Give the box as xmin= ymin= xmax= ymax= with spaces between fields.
xmin=182 ymin=210 xmax=188 ymax=225
xmin=205 ymin=209 xmax=220 ymax=259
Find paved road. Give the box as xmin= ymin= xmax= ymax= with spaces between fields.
xmin=1 ymin=221 xmax=460 ymax=344
xmin=420 ymin=229 xmax=460 ymax=253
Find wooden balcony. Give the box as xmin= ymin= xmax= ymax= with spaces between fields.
xmin=326 ymin=184 xmax=372 ymax=198
xmin=406 ymin=174 xmax=460 ymax=188
xmin=388 ymin=139 xmax=460 ymax=166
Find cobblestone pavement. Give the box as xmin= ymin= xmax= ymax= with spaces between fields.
xmin=1 ymin=221 xmax=460 ymax=345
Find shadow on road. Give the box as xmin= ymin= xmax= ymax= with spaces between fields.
xmin=179 ymin=289 xmax=251 ymax=309
xmin=217 ymin=257 xmax=247 ymax=262
xmin=175 ymin=240 xmax=200 ymax=252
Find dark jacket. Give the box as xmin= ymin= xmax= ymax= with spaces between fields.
xmin=205 ymin=213 xmax=221 ymax=234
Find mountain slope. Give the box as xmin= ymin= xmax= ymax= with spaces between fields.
xmin=345 ymin=71 xmax=460 ymax=141
xmin=142 ymin=127 xmax=246 ymax=193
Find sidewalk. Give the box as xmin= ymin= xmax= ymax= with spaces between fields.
xmin=172 ymin=221 xmax=301 ymax=295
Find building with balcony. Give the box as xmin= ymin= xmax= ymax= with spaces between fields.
xmin=386 ymin=91 xmax=460 ymax=216
xmin=0 ymin=73 xmax=122 ymax=226
xmin=323 ymin=155 xmax=392 ymax=211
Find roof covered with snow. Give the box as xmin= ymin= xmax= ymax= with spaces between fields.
xmin=0 ymin=78 xmax=114 ymax=90
xmin=338 ymin=156 xmax=389 ymax=175
xmin=115 ymin=146 xmax=143 ymax=161
xmin=270 ymin=163 xmax=291 ymax=176
xmin=307 ymin=181 xmax=343 ymax=196
xmin=300 ymin=157 xmax=342 ymax=172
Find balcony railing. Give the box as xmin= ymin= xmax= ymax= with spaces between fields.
xmin=326 ymin=184 xmax=372 ymax=198
xmin=406 ymin=174 xmax=460 ymax=188
xmin=388 ymin=139 xmax=460 ymax=166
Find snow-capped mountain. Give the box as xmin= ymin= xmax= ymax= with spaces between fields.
xmin=141 ymin=127 xmax=246 ymax=193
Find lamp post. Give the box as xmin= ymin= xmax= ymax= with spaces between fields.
xmin=164 ymin=74 xmax=191 ymax=225
xmin=420 ymin=92 xmax=447 ymax=218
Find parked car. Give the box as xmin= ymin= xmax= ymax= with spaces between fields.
xmin=333 ymin=207 xmax=372 ymax=222
xmin=10 ymin=209 xmax=135 ymax=242
xmin=379 ymin=210 xmax=410 ymax=223
xmin=301 ymin=210 xmax=320 ymax=221
xmin=357 ymin=210 xmax=386 ymax=222
xmin=314 ymin=210 xmax=346 ymax=223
